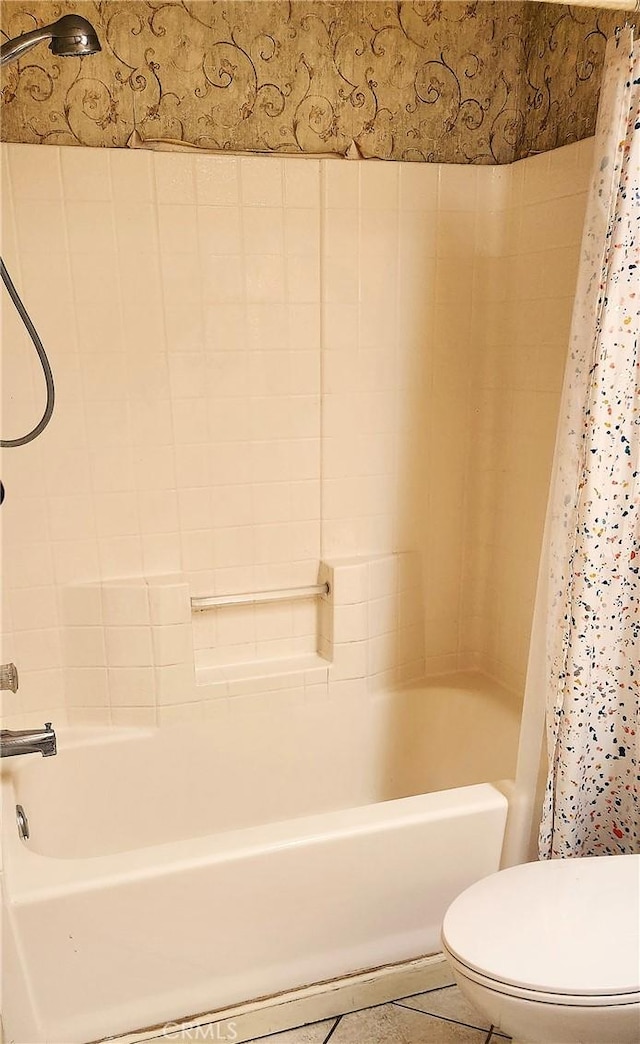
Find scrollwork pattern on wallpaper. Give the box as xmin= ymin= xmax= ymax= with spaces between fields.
xmin=0 ymin=1 xmax=638 ymax=162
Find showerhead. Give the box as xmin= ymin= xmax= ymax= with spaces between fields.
xmin=0 ymin=13 xmax=101 ymax=67
xmin=48 ymin=14 xmax=101 ymax=58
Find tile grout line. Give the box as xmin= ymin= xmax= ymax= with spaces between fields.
xmin=393 ymin=983 xmax=458 ymax=1003
xmin=318 ymin=159 xmax=325 ymax=566
xmin=244 ymin=1013 xmax=340 ymax=1044
xmin=392 ymin=999 xmax=491 ymax=1035
xmin=321 ymin=1014 xmax=342 ymax=1044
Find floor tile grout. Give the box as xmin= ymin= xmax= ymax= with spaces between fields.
xmin=322 ymin=1014 xmax=342 ymax=1044
xmin=393 ymin=999 xmax=491 ymax=1034
xmin=394 ymin=982 xmax=458 ymax=1004
xmin=240 ymin=986 xmax=512 ymax=1044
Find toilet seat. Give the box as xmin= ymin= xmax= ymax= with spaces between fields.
xmin=443 ymin=943 xmax=640 ymax=1009
xmin=442 ymin=854 xmax=640 ymax=1003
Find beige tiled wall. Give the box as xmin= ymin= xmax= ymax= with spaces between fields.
xmin=318 ymin=142 xmax=591 ymax=690
xmin=0 ymin=141 xmax=592 ymax=724
xmin=463 ymin=139 xmax=594 ymax=691
xmin=1 ymin=146 xmax=323 ymax=723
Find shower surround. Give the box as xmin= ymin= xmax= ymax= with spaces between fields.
xmin=0 ymin=140 xmax=593 ymax=723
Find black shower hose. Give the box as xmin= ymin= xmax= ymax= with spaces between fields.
xmin=1 ymin=256 xmax=55 ymax=448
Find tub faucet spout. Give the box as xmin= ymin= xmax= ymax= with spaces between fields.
xmin=0 ymin=723 xmax=56 ymax=758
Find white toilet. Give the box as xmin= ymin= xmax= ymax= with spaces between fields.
xmin=441 ymin=853 xmax=640 ymax=1044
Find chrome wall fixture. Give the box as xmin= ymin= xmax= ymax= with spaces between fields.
xmin=0 ymin=14 xmax=100 ymax=66
xmin=191 ymin=582 xmax=331 ymax=612
xmin=0 ymin=662 xmax=19 ymax=693
xmin=0 ymin=723 xmax=57 ymax=758
xmin=16 ymin=804 xmax=30 ymax=840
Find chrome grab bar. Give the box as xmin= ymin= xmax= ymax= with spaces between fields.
xmin=191 ymin=582 xmax=330 ymax=612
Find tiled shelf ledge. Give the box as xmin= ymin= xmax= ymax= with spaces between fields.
xmin=195 ymin=651 xmax=330 ymax=699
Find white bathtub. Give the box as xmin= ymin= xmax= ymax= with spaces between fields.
xmin=1 ymin=671 xmax=520 ymax=1044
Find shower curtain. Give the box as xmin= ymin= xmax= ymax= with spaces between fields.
xmin=537 ymin=27 xmax=639 ymax=859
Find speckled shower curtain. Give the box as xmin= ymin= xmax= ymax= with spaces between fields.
xmin=537 ymin=28 xmax=639 ymax=859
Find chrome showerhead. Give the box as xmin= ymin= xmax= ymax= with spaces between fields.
xmin=48 ymin=14 xmax=101 ymax=57
xmin=0 ymin=13 xmax=101 ymax=67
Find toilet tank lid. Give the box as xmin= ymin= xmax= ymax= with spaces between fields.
xmin=442 ymin=854 xmax=640 ymax=997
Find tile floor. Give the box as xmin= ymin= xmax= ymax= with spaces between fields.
xmin=147 ymin=985 xmax=511 ymax=1043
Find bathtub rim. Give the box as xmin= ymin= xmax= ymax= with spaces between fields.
xmin=1 ymin=772 xmax=511 ymax=902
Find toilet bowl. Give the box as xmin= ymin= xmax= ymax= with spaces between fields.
xmin=441 ymin=853 xmax=640 ymax=1044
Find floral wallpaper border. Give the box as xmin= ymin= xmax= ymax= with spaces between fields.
xmin=1 ymin=1 xmax=638 ymax=163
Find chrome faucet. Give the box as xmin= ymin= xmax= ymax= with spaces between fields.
xmin=0 ymin=723 xmax=57 ymax=758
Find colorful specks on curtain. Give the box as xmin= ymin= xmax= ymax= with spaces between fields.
xmin=538 ymin=27 xmax=640 ymax=860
